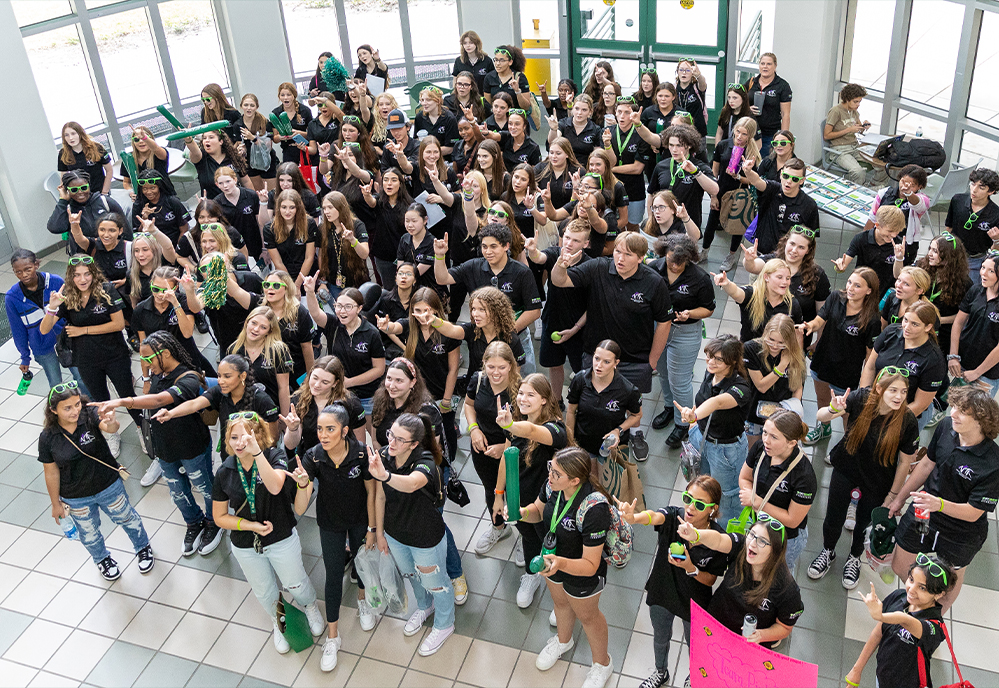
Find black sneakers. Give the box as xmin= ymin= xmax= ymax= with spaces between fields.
xmin=630 ymin=431 xmax=649 ymax=462
xmin=97 ymin=555 xmax=121 ymax=581
xmin=665 ymin=424 xmax=689 ymax=450
xmin=199 ymin=522 xmax=223 ymax=555
xmin=651 ymin=409 xmax=672 ymax=431
xmin=183 ymin=520 xmax=205 ymax=557
xmin=137 ymin=545 xmax=155 ymax=574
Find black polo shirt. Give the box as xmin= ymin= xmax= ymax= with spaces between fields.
xmin=846 ymin=229 xmax=902 ymax=299
xmin=381 ymin=447 xmax=445 ymax=548
xmin=466 ymin=370 xmax=514 ymax=445
xmin=759 ymin=252 xmax=830 ymax=326
xmin=556 ymin=118 xmax=601 ymax=164
xmin=647 ymin=506 xmax=728 ymax=619
xmin=534 ymin=163 xmax=579 ymax=212
xmin=131 ymin=291 xmax=197 ymax=355
xmin=754 ymin=182 xmax=819 ymax=254
xmin=647 ymin=159 xmax=714 ymax=229
xmin=397 ymin=231 xmax=438 ymax=290
xmin=461 ymin=323 xmax=526 ymax=380
xmin=193 ymin=153 xmax=240 ymax=199
xmin=59 ymin=146 xmax=112 ymax=192
xmin=652 ymin=260 xmax=715 ymax=322
xmin=214 ymin=188 xmax=262 ymax=255
xmin=301 ymin=434 xmax=371 ymax=531
xmin=452 ymin=54 xmax=495 ymax=92
xmin=379 ymin=136 xmax=420 ymax=173
xmin=448 ymin=256 xmax=541 ymax=316
xmin=830 ymin=388 xmax=920 ymax=495
xmin=567 ymin=258 xmax=674 ymax=362
xmin=745 ymin=74 xmax=793 ymax=134
xmin=872 ymin=324 xmax=948 ymax=403
xmin=150 ymin=366 xmax=212 ymax=462
xmin=38 ymin=408 xmax=119 ymax=500
xmin=483 ymin=71 xmax=530 ymax=102
xmin=306 ymin=115 xmax=341 ymax=152
xmin=810 ymin=291 xmax=882 ymax=390
xmin=923 ymin=417 xmax=999 ymax=543
xmin=131 ymin=195 xmax=191 ymax=246
xmin=945 ymin=193 xmax=999 ymax=256
xmin=876 ymin=589 xmax=944 ymax=688
xmin=561 ymin=202 xmax=617 ymax=258
xmin=737 ymin=285 xmax=802 ymax=342
xmin=497 ymin=131 xmax=542 ymax=169
xmin=566 ymin=369 xmax=642 ymax=455
xmin=201 ymin=383 xmax=280 ymax=430
xmin=262 ymin=219 xmax=318 ymax=280
xmin=231 ymin=345 xmax=293 ymax=409
xmin=212 ymin=447 xmax=297 ymax=549
xmin=640 ymin=106 xmax=676 ymax=137
xmin=539 ymin=248 xmax=589 ymax=330
xmin=266 ymin=187 xmax=321 ymax=220
xmin=743 ymin=340 xmax=795 ymax=425
xmin=268 ymin=105 xmax=313 ymax=164
xmin=675 ymin=83 xmax=708 ymax=136
xmin=693 ymin=372 xmax=752 ymax=441
xmin=539 ymin=480 xmax=609 ymax=588
xmin=292 ymin=391 xmax=366 ymax=458
xmin=323 ymin=318 xmax=385 ymax=399
xmin=745 ymin=443 xmax=816 ymax=540
xmin=278 ymin=304 xmax=317 ymax=383
xmin=200 ymin=270 xmax=263 ymax=358
xmin=957 ymin=285 xmax=999 ymax=378
xmin=396 ymin=321 xmax=462 ymax=401
xmin=56 ymin=284 xmax=130 ymax=366
xmin=90 ymin=240 xmax=128 ymax=284
xmin=609 ymin=124 xmax=651 ymax=201
xmin=413 ymin=111 xmax=460 ymax=150
xmin=484 ymin=115 xmax=508 ymax=133
xmin=708 ymin=533 xmax=804 ymax=648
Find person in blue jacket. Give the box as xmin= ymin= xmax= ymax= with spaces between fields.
xmin=5 ymin=249 xmax=88 ymax=393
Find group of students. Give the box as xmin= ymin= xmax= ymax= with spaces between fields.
xmin=16 ymin=31 xmax=999 ymax=688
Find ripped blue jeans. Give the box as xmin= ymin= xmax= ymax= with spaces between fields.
xmin=230 ymin=529 xmax=317 ymax=616
xmin=384 ymin=532 xmax=454 ymax=630
xmin=158 ymin=447 xmax=214 ymax=526
xmin=63 ymin=479 xmax=150 ymax=563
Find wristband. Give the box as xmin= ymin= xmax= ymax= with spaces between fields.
xmin=350 ymin=240 xmax=359 ymax=247
xmin=45 ymin=306 xmax=59 ymax=315
xmin=939 ymin=497 xmax=945 ymax=513
xmin=500 ymin=421 xmax=514 ymax=429
xmin=645 ymin=510 xmax=653 ymax=526
xmin=237 ymin=518 xmax=243 ymax=531
xmin=297 ymin=481 xmax=309 ymax=489
xmin=252 ymin=452 xmax=263 ymax=457
xmin=435 ymin=255 xmax=445 ymax=260
xmin=467 ymin=423 xmax=479 ymax=432
xmin=845 ymin=678 xmax=859 ymax=688
xmin=367 ymin=526 xmax=377 ymax=533
xmin=947 ymin=354 xmax=961 ymax=361
xmin=494 ymin=489 xmax=505 ymax=495
xmin=692 ymin=530 xmax=701 ymax=543
xmin=773 ymin=367 xmax=785 ymax=378
xmin=828 ymin=404 xmax=842 ymax=414
xmin=431 ymin=318 xmax=442 ymax=329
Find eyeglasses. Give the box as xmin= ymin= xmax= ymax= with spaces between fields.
xmin=651 ymin=204 xmax=671 ymax=213
xmin=938 ymin=232 xmax=958 ymax=249
xmin=228 ymin=411 xmax=260 ymax=422
xmin=48 ymin=380 xmax=80 ymax=404
xmin=727 ymin=82 xmax=746 ymax=91
xmin=546 ymin=460 xmax=565 ymax=480
xmin=139 ymin=350 xmax=163 ymax=363
xmin=343 ymin=115 xmax=362 ymax=124
xmin=386 ymin=430 xmax=415 ymax=445
xmin=916 ymin=552 xmax=949 ymax=586
xmin=790 ymin=225 xmax=816 ymax=239
xmin=772 ymin=140 xmax=793 ymax=148
xmin=876 ymin=366 xmax=911 ymax=383
xmin=261 ymin=280 xmax=286 ymax=290
xmin=487 ymin=208 xmax=509 ymax=218
xmin=681 ymin=491 xmax=717 ymax=511
xmin=334 ymin=302 xmax=358 ymax=311
xmin=149 ymin=285 xmax=170 ymax=294
xmin=964 ymin=211 xmax=979 ymax=230
xmin=755 ymin=511 xmax=786 ymax=544
xmin=677 ymin=68 xmax=693 ymax=74
xmin=781 ymin=171 xmax=804 ymax=183
xmin=135 ymin=177 xmax=163 ymax=186
xmin=616 ymin=96 xmax=636 ymax=104
xmin=584 ymin=172 xmax=604 ymax=189
xmin=68 ymin=256 xmax=94 ymax=266
xmin=66 ymin=184 xmax=89 ymax=193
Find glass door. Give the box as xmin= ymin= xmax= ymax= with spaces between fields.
xmin=569 ymin=0 xmax=728 ymax=133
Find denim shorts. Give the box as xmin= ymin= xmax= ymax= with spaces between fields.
xmin=809 ymin=368 xmax=847 ymax=396
xmin=359 ymin=397 xmax=374 ymax=416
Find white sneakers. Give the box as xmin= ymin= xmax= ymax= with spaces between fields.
xmin=404 ymin=605 xmax=434 ymax=636
xmin=418 ymin=625 xmax=454 ymax=657
xmin=305 ymin=602 xmax=325 ymax=636
xmin=516 ymin=573 xmax=543 ymax=608
xmin=582 ymin=656 xmax=615 ymax=688
xmin=140 ymin=460 xmax=163 ymax=487
xmin=320 ymin=635 xmax=341 ymax=672
xmin=474 ymin=525 xmax=511 ymax=554
xmin=513 ymin=537 xmax=525 ymax=567
xmin=536 ymin=635 xmax=574 ymax=671
xmin=104 ymin=431 xmax=121 ymax=459
xmin=357 ymin=598 xmax=378 ymax=632
xmin=272 ymin=620 xmax=290 ymax=654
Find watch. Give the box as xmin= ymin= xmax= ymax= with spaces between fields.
xmin=367 ymin=526 xmax=377 ymax=533
xmin=686 ymin=567 xmax=700 ymax=577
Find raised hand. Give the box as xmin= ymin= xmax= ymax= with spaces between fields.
xmin=180 ymin=265 xmax=196 ymax=291
xmin=602 ymin=128 xmax=612 ymax=148
xmin=367 ymin=445 xmax=389 ymax=481
xmin=360 ymin=179 xmax=374 ymax=196
xmin=830 ymin=387 xmax=850 ymax=411
xmin=318 ymin=142 xmax=331 ymax=158
xmin=537 ymin=80 xmax=548 ymax=95
xmin=546 ymin=114 xmax=559 ymax=130
xmin=674 ymin=401 xmax=698 ymax=425
xmin=524 ymin=237 xmax=537 ymax=255
xmin=711 ymin=270 xmax=730 ymax=287
xmin=681 ymin=157 xmax=698 ymax=174
xmin=302 ymin=274 xmax=317 ymax=293
xmin=67 ymin=208 xmax=82 ymax=225
xmin=433 ymin=232 xmax=449 ymax=256
xmin=676 ymin=516 xmax=698 ymax=542
xmin=495 ymin=398 xmax=513 ymax=430
xmin=540 ymin=181 xmax=552 ymax=204
xmin=740 ymin=239 xmax=759 ymax=263
xmin=741 ymin=156 xmax=756 ymax=173
xmin=278 ymin=406 xmax=301 ymax=432
xmin=523 ymin=193 xmax=535 ymax=210
xmin=859 ymin=582 xmax=883 ymax=621
xmin=614 ymin=497 xmax=639 ymax=524
xmin=893 ymin=241 xmax=906 ymax=263
xmin=290 ymin=456 xmax=310 ymax=487
xmin=831 ymin=254 xmax=849 ymax=272
xmin=257 ymin=188 xmax=270 ymax=203
xmin=376 ymin=314 xmax=391 ymax=332
xmin=556 ymin=247 xmax=581 ymax=268
xmin=675 ymin=202 xmax=689 ymax=222
xmin=48 ymin=285 xmax=66 ymax=308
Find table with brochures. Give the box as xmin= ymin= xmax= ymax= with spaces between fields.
xmin=804 ymin=165 xmax=878 ymax=228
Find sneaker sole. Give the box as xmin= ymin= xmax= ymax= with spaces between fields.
xmin=843 ymin=576 xmax=861 ymax=590
xmin=99 ymin=569 xmax=122 ymax=581
xmin=807 ymin=558 xmax=834 ymax=580
xmin=199 ymin=531 xmax=224 ymax=556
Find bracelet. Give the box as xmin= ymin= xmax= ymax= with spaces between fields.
xmin=431 ymin=317 xmax=442 ymax=329
xmin=45 ymin=306 xmax=59 ymax=315
xmin=644 ymin=510 xmax=653 ymax=526
xmin=692 ymin=530 xmax=701 ymax=543
xmin=494 ymin=489 xmax=505 ymax=495
xmin=434 ymin=255 xmax=445 ymax=260
xmin=252 ymin=452 xmax=263 ymax=457
xmin=367 ymin=526 xmax=377 ymax=533
xmin=845 ymin=677 xmax=859 ymax=688
xmin=773 ymin=367 xmax=785 ymax=378
xmin=947 ymin=354 xmax=961 ymax=361
xmin=828 ymin=404 xmax=842 ymax=414
xmin=379 ymin=472 xmax=391 ymax=483
xmin=237 ymin=518 xmax=243 ymax=531
xmin=500 ymin=420 xmax=514 ymax=429
xmin=319 ymin=155 xmax=329 ymax=159
xmin=350 ymin=240 xmax=359 ymax=247
xmin=467 ymin=423 xmax=479 ymax=432
xmin=297 ymin=481 xmax=309 ymax=489
xmin=939 ymin=497 xmax=945 ymax=513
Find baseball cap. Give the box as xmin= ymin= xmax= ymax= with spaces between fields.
xmin=386 ymin=109 xmax=408 ymax=130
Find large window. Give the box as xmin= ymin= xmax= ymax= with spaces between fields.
xmin=737 ymin=0 xmax=775 ymax=60
xmin=161 ymin=1 xmax=229 ymax=99
xmin=22 ymin=26 xmax=104 ymax=137
xmin=900 ymin=0 xmax=963 ymax=110
xmin=408 ymin=0 xmax=458 ymax=61
xmin=967 ymin=10 xmax=999 ymax=127
xmin=281 ymin=0 xmax=342 ymax=81
xmin=11 ymin=0 xmax=72 ymax=26
xmin=842 ymin=0 xmax=893 ymax=91
xmin=91 ymin=8 xmax=168 ymax=118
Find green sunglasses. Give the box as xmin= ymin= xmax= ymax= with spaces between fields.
xmin=66 ymin=184 xmax=89 ymax=193
xmin=937 ymin=232 xmax=958 ymax=249
xmin=915 ymin=552 xmax=949 ymax=586
xmin=201 ymin=97 xmax=213 ymax=103
xmin=754 ymin=511 xmax=786 ymax=544
xmin=228 ymin=411 xmax=260 ymax=422
xmin=261 ymin=280 xmax=286 ymax=290
xmin=781 ymin=171 xmax=804 ymax=183
xmin=135 ymin=177 xmax=163 ymax=186
xmin=420 ymin=85 xmax=443 ymax=96
xmin=616 ymin=96 xmax=636 ymax=104
xmin=727 ymin=82 xmax=746 ymax=91
xmin=772 ymin=140 xmax=793 ymax=148
xmin=876 ymin=366 xmax=911 ymax=383
xmin=48 ymin=380 xmax=79 ymax=404
xmin=508 ymin=108 xmax=528 ymax=118
xmin=640 ymin=67 xmax=658 ymax=75
xmin=139 ymin=350 xmax=163 ymax=363
xmin=149 ymin=284 xmax=171 ymax=294
xmin=681 ymin=491 xmax=717 ymax=512
xmin=494 ymin=47 xmax=512 ymax=58
xmin=584 ymin=172 xmax=604 ymax=190
xmin=790 ymin=225 xmax=816 ymax=239
xmin=964 ymin=211 xmax=979 ymax=230
xmin=487 ymin=208 xmax=509 ymax=218
xmin=68 ymin=256 xmax=94 ymax=266
xmin=201 ymin=222 xmax=225 ymax=233
xmin=343 ymin=115 xmax=362 ymax=124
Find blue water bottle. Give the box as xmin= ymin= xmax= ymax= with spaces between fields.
xmin=60 ymin=516 xmax=78 ymax=541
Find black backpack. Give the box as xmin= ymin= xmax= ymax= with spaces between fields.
xmin=876 ymin=136 xmax=946 ymax=178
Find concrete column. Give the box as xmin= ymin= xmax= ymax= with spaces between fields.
xmin=216 ymin=0 xmax=294 ymax=103
xmin=0 ymin=1 xmax=59 ymax=254
xmin=770 ymin=0 xmax=847 ymax=164
xmin=456 ymin=0 xmax=518 ymax=51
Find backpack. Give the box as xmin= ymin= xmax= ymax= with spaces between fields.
xmin=876 ymin=137 xmax=946 ymax=177
xmin=575 ymin=491 xmax=634 ymax=568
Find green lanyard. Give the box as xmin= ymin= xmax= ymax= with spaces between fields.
xmin=929 ymin=279 xmax=942 ymax=303
xmin=238 ymin=462 xmax=259 ymax=517
xmin=616 ymin=125 xmax=635 ymax=157
xmin=669 ymin=159 xmax=686 ymax=187
xmin=549 ymin=487 xmax=580 ymax=535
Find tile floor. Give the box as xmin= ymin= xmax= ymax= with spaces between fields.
xmin=1 ymin=208 xmax=998 ymax=688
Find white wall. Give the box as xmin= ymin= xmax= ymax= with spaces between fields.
xmin=216 ymin=0 xmax=294 ymax=103
xmin=770 ymin=0 xmax=846 ymax=163
xmin=0 ymin=2 xmax=59 ymax=254
xmin=457 ymin=0 xmax=519 ymax=52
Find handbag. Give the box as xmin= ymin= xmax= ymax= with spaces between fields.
xmin=718 ymin=185 xmax=756 ymax=235
xmin=727 ymin=449 xmax=804 ymax=534
xmin=298 ymin=150 xmax=317 ymax=193
xmin=597 ymin=447 xmax=646 ymax=511
xmin=918 ymin=620 xmax=974 ymax=688
xmin=534 ymin=219 xmax=560 ymax=252
xmin=679 ymin=416 xmax=710 ymax=482
xmin=445 ymin=458 xmax=470 ymax=507
xmin=249 ymin=135 xmax=273 ymax=172
xmin=55 ymin=328 xmax=73 ymax=368
xmin=61 ymin=432 xmax=131 ymax=482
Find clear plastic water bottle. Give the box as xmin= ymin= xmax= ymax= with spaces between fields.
xmin=845 ymin=488 xmax=861 ymax=532
xmin=316 ymin=285 xmax=331 ymax=305
xmin=599 ymin=434 xmax=615 ymax=457
xmin=60 ymin=516 xmax=78 ymax=541
xmin=915 ymin=126 xmax=923 ymax=137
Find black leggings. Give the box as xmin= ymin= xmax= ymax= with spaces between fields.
xmin=319 ymin=525 xmax=367 ymax=622
xmin=471 ymin=448 xmax=503 ymax=527
xmin=822 ymin=468 xmax=885 ymax=557
xmin=441 ymin=410 xmax=458 ymax=463
xmin=78 ymin=355 xmax=142 ymax=428
xmin=702 ymin=208 xmax=743 ymax=252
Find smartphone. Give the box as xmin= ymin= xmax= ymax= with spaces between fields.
xmin=292 ymin=134 xmax=309 ymax=145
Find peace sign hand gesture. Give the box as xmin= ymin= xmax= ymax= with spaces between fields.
xmin=495 ymin=398 xmax=513 ymax=430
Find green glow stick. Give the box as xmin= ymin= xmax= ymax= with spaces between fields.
xmin=267 ymin=112 xmax=293 ymax=137
xmin=156 ymin=104 xmax=185 ymax=130
xmin=504 ymin=446 xmax=521 ymax=523
xmin=164 ymin=120 xmax=229 ymax=141
xmin=119 ymin=151 xmax=139 ymax=186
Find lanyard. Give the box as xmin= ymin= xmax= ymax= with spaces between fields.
xmin=616 ymin=125 xmax=635 ymax=156
xmin=548 ymin=487 xmax=581 ymax=535
xmin=238 ymin=462 xmax=259 ymax=517
xmin=669 ymin=159 xmax=686 ymax=187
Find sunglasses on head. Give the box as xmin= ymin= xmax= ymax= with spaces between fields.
xmin=915 ymin=552 xmax=949 ymax=586
xmin=48 ymin=380 xmax=79 ymax=405
xmin=508 ymin=108 xmax=528 ymax=118
xmin=67 ymin=184 xmax=89 ymax=193
xmin=584 ymin=172 xmax=604 ymax=189
xmin=790 ymin=225 xmax=816 ymax=239
xmin=421 ymin=86 xmax=443 ymax=96
xmin=616 ymin=96 xmax=635 ymax=104
xmin=261 ymin=280 xmax=286 ymax=290
xmin=487 ymin=208 xmax=509 ymax=218
xmin=727 ymin=82 xmax=745 ymax=91
xmin=876 ymin=366 xmax=911 ymax=383
xmin=681 ymin=491 xmax=717 ymax=512
xmin=135 ymin=177 xmax=162 ymax=186
xmin=754 ymin=511 xmax=786 ymax=544
xmin=229 ymin=411 xmax=260 ymax=422
xmin=202 ymin=222 xmax=224 ymax=233
xmin=640 ymin=67 xmax=658 ymax=75
xmin=494 ymin=47 xmax=512 ymax=58
xmin=938 ymin=232 xmax=958 ymax=249
xmin=139 ymin=350 xmax=162 ymax=363
xmin=781 ymin=171 xmax=804 ymax=183
xmin=68 ymin=256 xmax=94 ymax=266
xmin=343 ymin=115 xmax=362 ymax=124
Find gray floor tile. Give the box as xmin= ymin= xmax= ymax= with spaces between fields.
xmin=85 ymin=640 xmax=155 ymax=688
xmin=132 ymin=652 xmax=199 ymax=688
xmin=789 ymin=627 xmax=844 ymax=680
xmin=476 ymin=597 xmax=535 ymax=648
xmin=0 ymin=608 xmax=33 ymax=656
xmin=185 ymin=663 xmax=246 ymax=688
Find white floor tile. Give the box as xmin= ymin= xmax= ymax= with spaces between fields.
xmin=33 ymin=537 xmax=92 ymax=580
xmin=0 ymin=571 xmax=66 ymax=617
xmin=27 ymin=671 xmax=79 ymax=688
xmin=38 ymin=581 xmax=105 ymax=627
xmin=202 ymin=622 xmax=269 ymax=674
xmin=160 ymin=611 xmax=227 ymax=663
xmin=118 ymin=601 xmax=184 ymax=650
xmin=148 ymin=564 xmax=213 ymax=609
xmin=2 ymin=618 xmax=73 ymax=669
xmin=0 ymin=530 xmax=59 ymax=570
xmin=0 ymin=658 xmax=38 ymax=688
xmin=190 ymin=575 xmax=250 ymax=620
xmin=78 ymin=591 xmax=143 ymax=638
xmin=0 ymin=523 xmax=26 ymax=558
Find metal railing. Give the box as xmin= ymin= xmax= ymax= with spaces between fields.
xmin=580 ymin=4 xmax=617 ymax=77
xmin=738 ymin=10 xmax=763 ymax=64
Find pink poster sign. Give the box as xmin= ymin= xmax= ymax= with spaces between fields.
xmin=689 ymin=601 xmax=818 ymax=688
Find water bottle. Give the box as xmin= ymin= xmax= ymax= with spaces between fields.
xmin=726 ymin=145 xmax=745 ymax=176
xmin=915 ymin=126 xmax=923 ymax=137
xmin=16 ymin=370 xmax=32 ymax=396
xmin=529 ymin=555 xmax=549 ymax=574
xmin=742 ymin=614 xmax=757 ymax=638
xmin=316 ymin=285 xmax=331 ymax=305
xmin=915 ymin=503 xmax=930 ymax=536
xmin=60 ymin=516 xmax=78 ymax=541
xmin=599 ymin=434 xmax=615 ymax=458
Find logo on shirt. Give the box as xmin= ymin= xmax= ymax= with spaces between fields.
xmin=518 ymin=154 xmax=529 ymax=163
xmin=905 ymin=360 xmax=920 ymax=374
xmin=431 ymin=344 xmax=446 ymax=354
xmin=896 ymin=628 xmax=916 ymax=645
xmin=845 ymin=325 xmax=860 ymax=337
xmin=795 ymin=490 xmax=814 ymax=500
xmin=242 ymin=206 xmax=254 ymax=215
xmin=498 ymin=281 xmax=513 ymax=293
xmin=114 ymin=259 xmax=127 ymax=270
xmin=979 ymin=221 xmax=992 ymax=232
xmin=775 ymin=479 xmax=789 ymax=493
xmin=582 ymin=135 xmax=594 ymax=144
xmin=168 ymin=312 xmax=178 ymax=326
xmin=348 ymin=465 xmax=361 ymax=479
xmin=295 ymin=238 xmax=305 ymax=245
xmin=696 ymin=556 xmax=712 ymax=568
xmin=788 ymin=212 xmax=802 ymax=223
xmin=796 ymin=284 xmax=807 ymax=294
xmin=627 ymin=144 xmax=638 ymax=153
xmin=758 ymin=598 xmax=771 ymax=611
xmin=765 ymin=89 xmax=777 ymax=97
xmin=677 ymin=284 xmax=690 ymax=295
xmin=989 ymin=311 xmax=999 ymax=324
xmin=956 ymin=465 xmax=975 ymax=480
xmin=631 ymin=292 xmax=645 ymax=304
xmin=91 ymin=304 xmax=107 ymax=315
xmin=163 ymin=211 xmax=175 ymax=222
xmin=560 ymin=517 xmax=576 ymax=532
xmin=355 ymin=342 xmax=369 ymax=353
xmin=606 ymin=400 xmax=620 ymax=412
xmin=285 ymin=321 xmax=298 ymax=333
xmin=79 ymin=431 xmax=95 ymax=445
